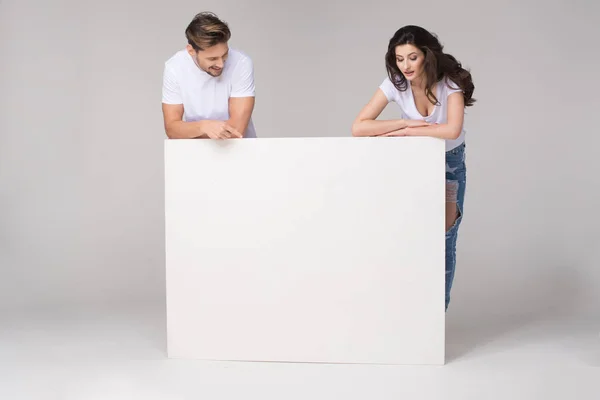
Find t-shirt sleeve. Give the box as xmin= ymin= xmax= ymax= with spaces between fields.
xmin=378 ymin=77 xmax=398 ymax=102
xmin=162 ymin=63 xmax=182 ymax=104
xmin=445 ymin=78 xmax=463 ymax=96
xmin=231 ymin=57 xmax=255 ymax=98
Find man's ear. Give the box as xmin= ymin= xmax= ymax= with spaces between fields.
xmin=186 ymin=44 xmax=195 ymax=56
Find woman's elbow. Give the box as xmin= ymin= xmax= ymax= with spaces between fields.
xmin=449 ymin=130 xmax=461 ymax=140
xmin=447 ymin=124 xmax=462 ymax=140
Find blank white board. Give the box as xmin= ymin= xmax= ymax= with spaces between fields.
xmin=165 ymin=137 xmax=446 ymax=365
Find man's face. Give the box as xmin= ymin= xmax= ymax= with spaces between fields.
xmin=187 ymin=42 xmax=229 ymax=77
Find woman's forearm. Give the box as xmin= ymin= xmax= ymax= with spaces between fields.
xmin=351 ymin=119 xmax=407 ymax=137
xmin=404 ymin=124 xmax=461 ymax=140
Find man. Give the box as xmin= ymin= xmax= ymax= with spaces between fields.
xmin=162 ymin=12 xmax=257 ymax=139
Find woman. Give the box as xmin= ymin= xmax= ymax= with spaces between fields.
xmin=352 ymin=25 xmax=475 ymax=311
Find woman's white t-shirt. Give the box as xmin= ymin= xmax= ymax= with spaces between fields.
xmin=379 ymin=76 xmax=465 ymax=151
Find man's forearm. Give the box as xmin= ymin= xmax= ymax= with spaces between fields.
xmin=165 ymin=120 xmax=207 ymax=139
xmin=225 ymin=118 xmax=248 ymax=137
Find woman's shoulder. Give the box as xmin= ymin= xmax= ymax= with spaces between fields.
xmin=381 ymin=75 xmax=411 ymax=95
xmin=440 ymin=76 xmax=463 ymax=95
xmin=379 ymin=75 xmax=406 ymax=102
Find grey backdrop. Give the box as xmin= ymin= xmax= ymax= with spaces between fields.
xmin=1 ymin=0 xmax=599 ymax=324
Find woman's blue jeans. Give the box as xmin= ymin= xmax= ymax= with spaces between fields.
xmin=445 ymin=142 xmax=466 ymax=311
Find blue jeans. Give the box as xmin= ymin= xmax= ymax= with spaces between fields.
xmin=445 ymin=142 xmax=466 ymax=311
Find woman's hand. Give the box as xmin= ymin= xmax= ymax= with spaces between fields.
xmin=381 ymin=128 xmax=411 ymax=137
xmin=404 ymin=119 xmax=431 ymax=128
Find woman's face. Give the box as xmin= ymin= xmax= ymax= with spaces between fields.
xmin=395 ymin=44 xmax=425 ymax=82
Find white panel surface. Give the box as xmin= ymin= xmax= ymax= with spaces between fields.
xmin=165 ymin=137 xmax=446 ymax=365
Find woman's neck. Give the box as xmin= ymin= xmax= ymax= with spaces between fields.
xmin=410 ymin=74 xmax=427 ymax=90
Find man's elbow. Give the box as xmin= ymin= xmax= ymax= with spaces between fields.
xmin=164 ymin=122 xmax=183 ymax=139
xmin=351 ymin=120 xmax=363 ymax=137
xmin=164 ymin=124 xmax=176 ymax=139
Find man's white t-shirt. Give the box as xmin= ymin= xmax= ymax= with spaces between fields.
xmin=379 ymin=76 xmax=465 ymax=151
xmin=162 ymin=48 xmax=257 ymax=138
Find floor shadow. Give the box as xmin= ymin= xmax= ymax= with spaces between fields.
xmin=444 ymin=262 xmax=584 ymax=363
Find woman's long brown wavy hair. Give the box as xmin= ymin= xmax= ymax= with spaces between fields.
xmin=385 ymin=25 xmax=475 ymax=107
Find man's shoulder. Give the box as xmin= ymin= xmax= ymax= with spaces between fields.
xmin=164 ymin=49 xmax=189 ymax=70
xmin=228 ymin=48 xmax=252 ymax=62
xmin=227 ymin=48 xmax=253 ymax=70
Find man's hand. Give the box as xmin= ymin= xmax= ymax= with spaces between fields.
xmin=200 ymin=120 xmax=243 ymax=139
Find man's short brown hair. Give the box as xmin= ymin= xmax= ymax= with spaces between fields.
xmin=185 ymin=12 xmax=231 ymax=51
